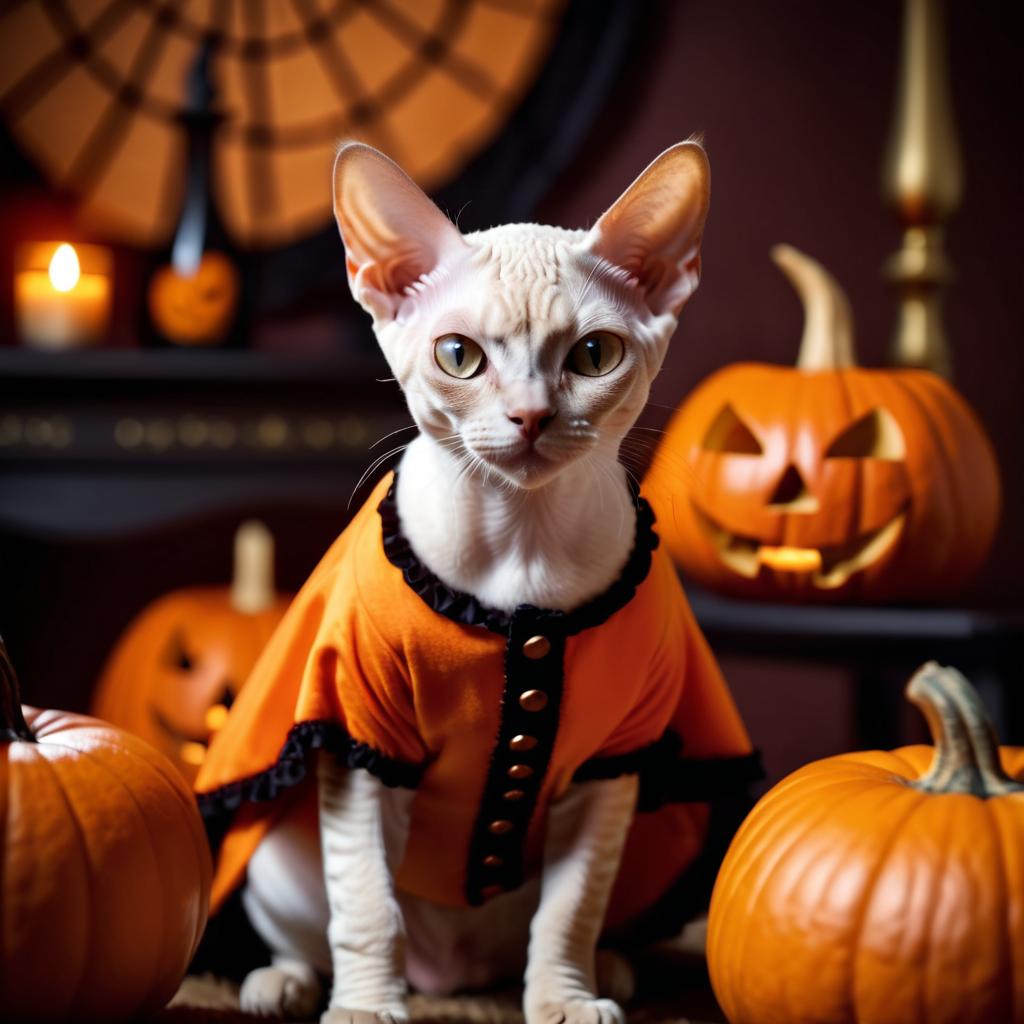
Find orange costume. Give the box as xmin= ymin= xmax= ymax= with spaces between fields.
xmin=197 ymin=473 xmax=761 ymax=936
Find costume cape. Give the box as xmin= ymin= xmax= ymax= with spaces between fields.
xmin=196 ymin=472 xmax=761 ymax=936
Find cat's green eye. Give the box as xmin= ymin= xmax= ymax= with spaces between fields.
xmin=434 ymin=335 xmax=486 ymax=379
xmin=567 ymin=332 xmax=624 ymax=377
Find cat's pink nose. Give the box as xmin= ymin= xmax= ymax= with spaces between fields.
xmin=507 ymin=408 xmax=556 ymax=442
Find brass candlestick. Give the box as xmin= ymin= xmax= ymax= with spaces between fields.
xmin=881 ymin=0 xmax=963 ymax=379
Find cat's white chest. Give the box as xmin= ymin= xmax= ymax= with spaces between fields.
xmin=395 ymin=436 xmax=636 ymax=613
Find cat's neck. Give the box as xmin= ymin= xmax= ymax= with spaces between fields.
xmin=394 ymin=434 xmax=637 ymax=613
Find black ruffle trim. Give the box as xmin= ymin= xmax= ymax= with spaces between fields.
xmin=573 ymin=731 xmax=684 ymax=784
xmin=378 ymin=474 xmax=660 ymax=637
xmin=573 ymin=730 xmax=764 ymax=813
xmin=196 ymin=719 xmax=424 ymax=824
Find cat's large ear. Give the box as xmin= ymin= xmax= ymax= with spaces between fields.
xmin=333 ymin=143 xmax=467 ymax=324
xmin=583 ymin=141 xmax=710 ymax=316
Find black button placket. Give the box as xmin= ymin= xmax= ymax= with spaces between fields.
xmin=464 ymin=607 xmax=567 ymax=905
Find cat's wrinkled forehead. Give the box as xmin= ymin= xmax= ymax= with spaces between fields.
xmin=459 ymin=224 xmax=602 ymax=338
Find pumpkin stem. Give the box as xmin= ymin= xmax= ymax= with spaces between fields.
xmin=906 ymin=661 xmax=1022 ymax=797
xmin=0 ymin=637 xmax=35 ymax=743
xmin=771 ymin=244 xmax=858 ymax=371
xmin=231 ymin=520 xmax=276 ymax=614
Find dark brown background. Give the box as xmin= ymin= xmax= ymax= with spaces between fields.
xmin=1 ymin=1 xmax=1021 ymax=787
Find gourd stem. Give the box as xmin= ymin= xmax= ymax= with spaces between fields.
xmin=771 ymin=244 xmax=858 ymax=371
xmin=0 ymin=637 xmax=35 ymax=743
xmin=906 ymin=661 xmax=1022 ymax=797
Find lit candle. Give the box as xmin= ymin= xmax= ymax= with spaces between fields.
xmin=15 ymin=242 xmax=112 ymax=350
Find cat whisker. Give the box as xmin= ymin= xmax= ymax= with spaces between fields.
xmin=583 ymin=452 xmax=610 ymax=518
xmin=634 ymin=437 xmax=706 ymax=491
xmin=369 ymin=423 xmax=418 ymax=450
xmin=619 ymin=437 xmax=654 ymax=454
xmin=590 ymin=453 xmax=631 ymax=536
xmin=435 ymin=434 xmax=466 ymax=454
xmin=621 ymin=465 xmax=643 ymax=507
xmin=348 ymin=443 xmax=410 ymax=509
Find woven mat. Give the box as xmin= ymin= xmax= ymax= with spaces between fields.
xmin=152 ymin=945 xmax=725 ymax=1024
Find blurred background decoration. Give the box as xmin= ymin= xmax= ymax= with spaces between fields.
xmin=0 ymin=0 xmax=633 ymax=350
xmin=0 ymin=0 xmax=567 ymax=249
xmin=0 ymin=0 xmax=1022 ymax=856
xmin=91 ymin=520 xmax=290 ymax=784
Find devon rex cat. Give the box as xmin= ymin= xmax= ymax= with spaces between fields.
xmin=196 ymin=140 xmax=757 ymax=1024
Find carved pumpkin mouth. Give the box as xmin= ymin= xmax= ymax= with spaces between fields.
xmin=151 ymin=707 xmax=208 ymax=767
xmin=151 ymin=705 xmax=232 ymax=768
xmin=693 ymin=505 xmax=906 ymax=589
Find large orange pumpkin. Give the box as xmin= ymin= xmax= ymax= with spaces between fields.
xmin=644 ymin=245 xmax=1001 ymax=602
xmin=0 ymin=639 xmax=212 ymax=1020
xmin=92 ymin=521 xmax=289 ymax=783
xmin=707 ymin=662 xmax=1024 ymax=1024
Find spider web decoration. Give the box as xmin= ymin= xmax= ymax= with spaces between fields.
xmin=0 ymin=0 xmax=566 ymax=249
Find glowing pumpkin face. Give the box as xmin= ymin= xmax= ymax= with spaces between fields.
xmin=92 ymin=589 xmax=288 ymax=782
xmin=92 ymin=522 xmax=288 ymax=781
xmin=148 ymin=250 xmax=239 ymax=345
xmin=646 ymin=246 xmax=1000 ymax=602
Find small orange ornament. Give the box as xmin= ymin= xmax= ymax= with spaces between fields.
xmin=644 ymin=245 xmax=1001 ymax=602
xmin=92 ymin=521 xmax=289 ymax=783
xmin=708 ymin=662 xmax=1024 ymax=1024
xmin=147 ymin=250 xmax=239 ymax=345
xmin=0 ymin=640 xmax=211 ymax=1020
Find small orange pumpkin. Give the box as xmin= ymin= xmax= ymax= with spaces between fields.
xmin=92 ymin=521 xmax=288 ymax=783
xmin=148 ymin=250 xmax=239 ymax=345
xmin=644 ymin=245 xmax=1001 ymax=602
xmin=0 ymin=639 xmax=212 ymax=1020
xmin=708 ymin=662 xmax=1024 ymax=1024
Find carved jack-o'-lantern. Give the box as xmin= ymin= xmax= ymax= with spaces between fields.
xmin=92 ymin=522 xmax=289 ymax=782
xmin=645 ymin=245 xmax=1001 ymax=602
xmin=147 ymin=250 xmax=239 ymax=346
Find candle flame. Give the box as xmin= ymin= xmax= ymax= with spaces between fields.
xmin=49 ymin=243 xmax=80 ymax=292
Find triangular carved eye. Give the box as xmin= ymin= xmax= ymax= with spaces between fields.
xmin=702 ymin=404 xmax=763 ymax=455
xmin=165 ymin=633 xmax=193 ymax=672
xmin=825 ymin=408 xmax=905 ymax=460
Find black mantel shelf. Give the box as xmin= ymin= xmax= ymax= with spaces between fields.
xmin=0 ymin=345 xmax=387 ymax=385
xmin=0 ymin=344 xmax=412 ymax=538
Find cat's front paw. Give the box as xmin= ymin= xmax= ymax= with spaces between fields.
xmin=321 ymin=1009 xmax=408 ymax=1024
xmin=526 ymin=998 xmax=626 ymax=1024
xmin=240 ymin=962 xmax=322 ymax=1019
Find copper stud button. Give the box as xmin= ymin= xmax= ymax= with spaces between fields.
xmin=483 ymin=854 xmax=504 ymax=868
xmin=519 ymin=689 xmax=548 ymax=712
xmin=510 ymin=734 xmax=538 ymax=752
xmin=488 ymin=819 xmax=513 ymax=835
xmin=508 ymin=764 xmax=533 ymax=780
xmin=503 ymin=789 xmax=526 ymax=802
xmin=522 ymin=635 xmax=551 ymax=659
xmin=481 ymin=884 xmax=504 ymax=900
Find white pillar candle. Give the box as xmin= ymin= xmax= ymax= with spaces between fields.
xmin=15 ymin=242 xmax=112 ymax=350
